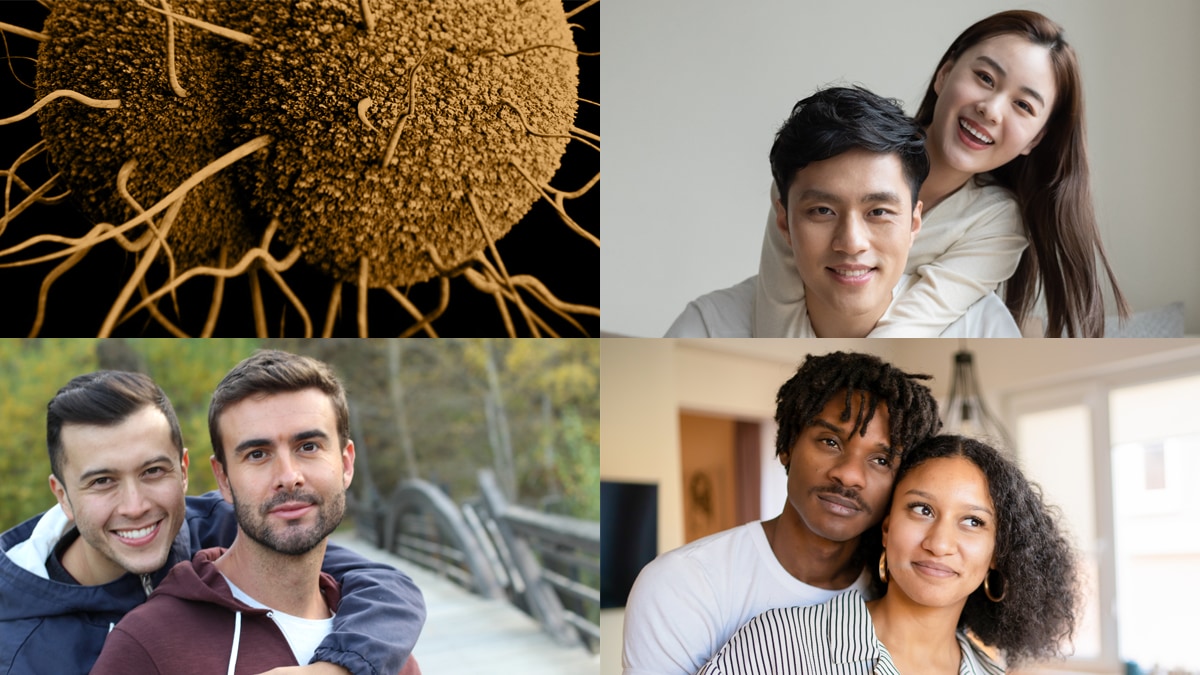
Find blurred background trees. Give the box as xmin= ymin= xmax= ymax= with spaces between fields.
xmin=0 ymin=339 xmax=598 ymax=530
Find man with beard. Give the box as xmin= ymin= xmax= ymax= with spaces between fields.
xmin=91 ymin=350 xmax=420 ymax=674
xmin=0 ymin=368 xmax=423 ymax=675
xmin=622 ymin=351 xmax=943 ymax=675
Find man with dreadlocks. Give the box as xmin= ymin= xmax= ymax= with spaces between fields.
xmin=622 ymin=351 xmax=942 ymax=675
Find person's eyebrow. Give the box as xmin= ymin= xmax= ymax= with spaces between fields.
xmin=798 ymin=189 xmax=901 ymax=206
xmin=292 ymin=429 xmax=330 ymax=444
xmin=863 ymin=191 xmax=902 ymax=206
xmin=975 ymin=55 xmax=1045 ymax=108
xmin=904 ymin=488 xmax=995 ymax=516
xmin=78 ymin=454 xmax=174 ymax=483
xmin=811 ymin=418 xmax=846 ymax=435
xmin=233 ymin=429 xmax=331 ymax=456
xmin=233 ymin=438 xmax=270 ymax=456
xmin=797 ymin=188 xmax=845 ymax=204
xmin=810 ymin=418 xmax=894 ymax=454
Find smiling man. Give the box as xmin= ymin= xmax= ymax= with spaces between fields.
xmin=622 ymin=351 xmax=943 ymax=675
xmin=664 ymin=86 xmax=1019 ymax=337
xmin=47 ymin=384 xmax=191 ymax=589
xmin=0 ymin=369 xmax=424 ymax=675
xmin=91 ymin=351 xmax=421 ymax=675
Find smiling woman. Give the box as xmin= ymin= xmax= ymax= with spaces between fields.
xmin=0 ymin=0 xmax=599 ymax=336
xmin=699 ymin=434 xmax=1082 ymax=675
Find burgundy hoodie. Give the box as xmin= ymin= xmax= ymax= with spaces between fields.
xmin=91 ymin=546 xmax=344 ymax=675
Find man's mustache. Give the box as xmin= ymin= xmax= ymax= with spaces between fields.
xmin=811 ymin=484 xmax=869 ymax=515
xmin=260 ymin=491 xmax=321 ymax=514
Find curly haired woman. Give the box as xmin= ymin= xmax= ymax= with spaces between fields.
xmin=699 ymin=434 xmax=1080 ymax=674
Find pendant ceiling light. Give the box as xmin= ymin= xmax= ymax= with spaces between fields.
xmin=944 ymin=348 xmax=1014 ymax=450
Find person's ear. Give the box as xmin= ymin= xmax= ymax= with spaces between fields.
xmin=778 ymin=449 xmax=791 ymax=475
xmin=933 ymin=59 xmax=954 ymax=96
xmin=48 ymin=474 xmax=74 ymax=522
xmin=774 ymin=197 xmax=790 ymax=244
xmin=1020 ymin=126 xmax=1047 ymax=156
xmin=179 ymin=448 xmax=190 ymax=492
xmin=210 ymin=455 xmax=234 ymax=504
xmin=881 ymin=514 xmax=891 ymax=543
xmin=910 ymin=199 xmax=923 ymax=243
xmin=342 ymin=440 xmax=356 ymax=489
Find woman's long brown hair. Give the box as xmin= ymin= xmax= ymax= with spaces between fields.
xmin=915 ymin=10 xmax=1128 ymax=337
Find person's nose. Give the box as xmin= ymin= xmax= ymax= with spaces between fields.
xmin=832 ymin=213 xmax=870 ymax=256
xmin=975 ymin=96 xmax=1000 ymax=125
xmin=116 ymin=481 xmax=152 ymax=520
xmin=828 ymin=453 xmax=866 ymax=491
xmin=923 ymin=517 xmax=958 ymax=557
xmin=273 ymin=451 xmax=305 ymax=491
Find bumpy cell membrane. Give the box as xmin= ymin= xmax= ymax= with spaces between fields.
xmin=36 ymin=0 xmax=257 ymax=267
xmin=35 ymin=0 xmax=578 ymax=287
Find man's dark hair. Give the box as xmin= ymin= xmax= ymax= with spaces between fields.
xmin=47 ymin=371 xmax=184 ymax=481
xmin=769 ymin=86 xmax=930 ymax=209
xmin=890 ymin=435 xmax=1080 ymax=666
xmin=208 ymin=350 xmax=350 ymax=468
xmin=774 ymin=351 xmax=941 ymax=468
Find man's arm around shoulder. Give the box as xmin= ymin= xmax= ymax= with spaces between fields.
xmin=313 ymin=543 xmax=427 ymax=675
xmin=186 ymin=493 xmax=426 ymax=675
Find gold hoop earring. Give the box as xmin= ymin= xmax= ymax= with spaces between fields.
xmin=984 ymin=569 xmax=1006 ymax=602
xmin=878 ymin=550 xmax=888 ymax=584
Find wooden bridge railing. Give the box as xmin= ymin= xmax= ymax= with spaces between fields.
xmin=348 ymin=469 xmax=600 ymax=652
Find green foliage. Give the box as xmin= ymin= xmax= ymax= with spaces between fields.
xmin=267 ymin=339 xmax=600 ymax=520
xmin=0 ymin=339 xmax=262 ymax=532
xmin=123 ymin=339 xmax=261 ymax=495
xmin=554 ymin=408 xmax=600 ymax=520
xmin=0 ymin=338 xmax=598 ymax=536
xmin=0 ymin=339 xmax=98 ymax=528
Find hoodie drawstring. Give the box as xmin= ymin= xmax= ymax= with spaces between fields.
xmin=140 ymin=573 xmax=154 ymax=597
xmin=227 ymin=611 xmax=242 ymax=675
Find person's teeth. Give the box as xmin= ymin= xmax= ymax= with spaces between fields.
xmin=960 ymin=119 xmax=993 ymax=144
xmin=835 ymin=269 xmax=870 ymax=277
xmin=115 ymin=525 xmax=155 ymax=539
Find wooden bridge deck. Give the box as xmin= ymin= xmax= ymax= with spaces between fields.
xmin=330 ymin=531 xmax=601 ymax=675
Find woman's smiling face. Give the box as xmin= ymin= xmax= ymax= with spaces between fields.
xmin=928 ymin=33 xmax=1058 ymax=177
xmin=882 ymin=456 xmax=997 ymax=610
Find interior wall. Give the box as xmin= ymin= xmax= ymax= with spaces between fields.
xmin=599 ymin=338 xmax=1200 ymax=675
xmin=679 ymin=413 xmax=738 ymax=542
xmin=601 ymin=1 xmax=1200 ymax=336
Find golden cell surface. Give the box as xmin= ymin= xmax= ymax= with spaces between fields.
xmin=0 ymin=0 xmax=598 ymax=336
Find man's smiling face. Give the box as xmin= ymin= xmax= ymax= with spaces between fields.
xmin=49 ymin=405 xmax=189 ymax=584
xmin=775 ymin=148 xmax=922 ymax=337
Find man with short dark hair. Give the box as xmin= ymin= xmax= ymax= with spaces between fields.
xmin=92 ymin=351 xmax=420 ymax=674
xmin=622 ymin=351 xmax=943 ymax=675
xmin=0 ymin=368 xmax=424 ymax=675
xmin=665 ymin=86 xmax=1019 ymax=337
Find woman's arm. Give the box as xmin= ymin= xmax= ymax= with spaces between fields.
xmin=869 ymin=184 xmax=1027 ymax=337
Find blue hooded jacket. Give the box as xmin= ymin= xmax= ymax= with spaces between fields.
xmin=0 ymin=492 xmax=425 ymax=675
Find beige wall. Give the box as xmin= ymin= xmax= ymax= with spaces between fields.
xmin=600 ymin=337 xmax=1200 ymax=675
xmin=601 ymin=1 xmax=1200 ymax=336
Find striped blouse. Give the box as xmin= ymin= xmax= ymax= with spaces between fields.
xmin=697 ymin=590 xmax=1004 ymax=675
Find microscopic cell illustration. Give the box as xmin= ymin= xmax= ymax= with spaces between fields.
xmin=0 ymin=0 xmax=598 ymax=336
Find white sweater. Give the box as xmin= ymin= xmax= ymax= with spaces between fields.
xmin=753 ymin=176 xmax=1028 ymax=337
xmin=663 ymin=274 xmax=1021 ymax=338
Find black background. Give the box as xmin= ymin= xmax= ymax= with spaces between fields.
xmin=0 ymin=1 xmax=598 ymax=337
